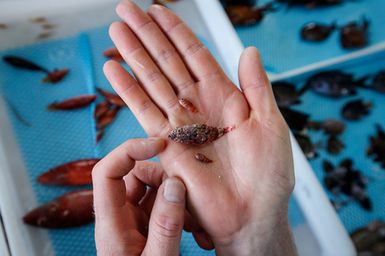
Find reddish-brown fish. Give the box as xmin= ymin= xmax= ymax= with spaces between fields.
xmin=103 ymin=48 xmax=124 ymax=63
xmin=94 ymin=101 xmax=110 ymax=119
xmin=48 ymin=95 xmax=96 ymax=111
xmin=96 ymin=129 xmax=104 ymax=144
xmin=96 ymin=87 xmax=125 ymax=107
xmin=169 ymin=124 xmax=233 ymax=145
xmin=42 ymin=68 xmax=69 ymax=84
xmin=96 ymin=106 xmax=121 ymax=130
xmin=23 ymin=190 xmax=94 ymax=228
xmin=38 ymin=159 xmax=100 ymax=186
xmin=195 ymin=153 xmax=213 ymax=163
xmin=179 ymin=98 xmax=198 ymax=113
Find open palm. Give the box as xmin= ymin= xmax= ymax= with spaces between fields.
xmin=104 ymin=1 xmax=295 ymax=250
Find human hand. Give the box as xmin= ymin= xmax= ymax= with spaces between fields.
xmin=92 ymin=138 xmax=187 ymax=256
xmin=104 ymin=1 xmax=297 ymax=255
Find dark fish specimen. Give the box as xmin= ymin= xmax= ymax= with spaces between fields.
xmin=168 ymin=124 xmax=232 ymax=145
xmin=96 ymin=87 xmax=125 ymax=107
xmin=351 ymin=220 xmax=385 ymax=253
xmin=2 ymin=95 xmax=32 ymax=127
xmin=3 ymin=55 xmax=69 ymax=84
xmin=272 ymin=81 xmax=302 ymax=107
xmin=367 ymin=124 xmax=385 ymax=169
xmin=103 ymin=48 xmax=124 ymax=63
xmin=225 ymin=2 xmax=275 ymax=26
xmin=302 ymin=70 xmax=367 ymax=97
xmin=179 ymin=98 xmax=198 ymax=113
xmin=323 ymin=159 xmax=371 ymax=211
xmin=340 ymin=17 xmax=369 ymax=49
xmin=23 ymin=190 xmax=94 ymax=228
xmin=38 ymin=159 xmax=100 ymax=186
xmin=294 ymin=132 xmax=319 ymax=159
xmin=3 ymin=55 xmax=50 ymax=73
xmin=96 ymin=106 xmax=121 ymax=130
xmin=301 ymin=21 xmax=336 ymax=42
xmin=30 ymin=17 xmax=47 ymax=23
xmin=94 ymin=101 xmax=110 ymax=119
xmin=96 ymin=129 xmax=104 ymax=144
xmin=308 ymin=119 xmax=345 ymax=135
xmin=42 ymin=69 xmax=69 ymax=83
xmin=279 ymin=107 xmax=310 ymax=132
xmin=276 ymin=0 xmax=343 ymax=8
xmin=48 ymin=95 xmax=97 ymax=111
xmin=327 ymin=135 xmax=344 ymax=154
xmin=195 ymin=153 xmax=213 ymax=163
xmin=221 ymin=0 xmax=256 ymax=7
xmin=341 ymin=99 xmax=372 ymax=121
xmin=37 ymin=32 xmax=54 ymax=40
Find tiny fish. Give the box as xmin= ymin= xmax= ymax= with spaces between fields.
xmin=341 ymin=99 xmax=372 ymax=121
xmin=96 ymin=129 xmax=104 ymax=144
xmin=340 ymin=17 xmax=369 ymax=49
xmin=30 ymin=17 xmax=47 ymax=23
xmin=103 ymin=48 xmax=124 ymax=63
xmin=3 ymin=55 xmax=49 ymax=73
xmin=96 ymin=106 xmax=121 ymax=130
xmin=301 ymin=21 xmax=336 ymax=42
xmin=96 ymin=87 xmax=125 ymax=107
xmin=0 ymin=23 xmax=8 ymax=29
xmin=94 ymin=101 xmax=110 ymax=119
xmin=179 ymin=98 xmax=198 ymax=113
xmin=41 ymin=23 xmax=57 ymax=30
xmin=195 ymin=153 xmax=213 ymax=163
xmin=37 ymin=31 xmax=54 ymax=40
xmin=42 ymin=69 xmax=69 ymax=84
xmin=168 ymin=124 xmax=232 ymax=145
xmin=48 ymin=95 xmax=96 ymax=111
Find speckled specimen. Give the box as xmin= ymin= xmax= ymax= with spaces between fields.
xmin=168 ymin=124 xmax=231 ymax=145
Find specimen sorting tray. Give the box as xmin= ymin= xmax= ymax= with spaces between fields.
xmin=227 ymin=0 xmax=385 ymax=75
xmin=0 ymin=0 xmax=353 ymax=255
xmin=270 ymin=47 xmax=385 ymax=234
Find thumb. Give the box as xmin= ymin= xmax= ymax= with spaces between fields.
xmin=238 ymin=47 xmax=277 ymax=117
xmin=144 ymin=177 xmax=186 ymax=256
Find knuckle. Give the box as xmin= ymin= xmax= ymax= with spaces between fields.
xmin=138 ymin=99 xmax=153 ymax=115
xmin=146 ymin=70 xmax=163 ymax=83
xmin=184 ymin=41 xmax=205 ymax=57
xmin=152 ymin=214 xmax=182 ymax=239
xmin=156 ymin=48 xmax=177 ymax=63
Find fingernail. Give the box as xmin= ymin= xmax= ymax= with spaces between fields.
xmin=164 ymin=178 xmax=185 ymax=204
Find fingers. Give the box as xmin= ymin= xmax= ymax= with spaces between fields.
xmin=148 ymin=4 xmax=227 ymax=82
xmin=238 ymin=47 xmax=278 ymax=119
xmin=93 ymin=138 xmax=166 ymax=216
xmin=103 ymin=61 xmax=169 ymax=136
xmin=116 ymin=1 xmax=195 ymax=96
xmin=144 ymin=177 xmax=186 ymax=256
xmin=109 ymin=21 xmax=181 ymax=118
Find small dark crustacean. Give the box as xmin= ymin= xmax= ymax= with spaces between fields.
xmin=367 ymin=124 xmax=385 ymax=169
xmin=179 ymin=98 xmax=198 ymax=113
xmin=96 ymin=87 xmax=125 ymax=107
xmin=351 ymin=220 xmax=385 ymax=253
xmin=23 ymin=190 xmax=94 ymax=228
xmin=327 ymin=135 xmax=344 ymax=155
xmin=103 ymin=48 xmax=124 ymax=63
xmin=301 ymin=21 xmax=336 ymax=42
xmin=195 ymin=153 xmax=213 ymax=163
xmin=302 ymin=70 xmax=367 ymax=97
xmin=323 ymin=159 xmax=371 ymax=211
xmin=2 ymin=55 xmax=69 ymax=84
xmin=96 ymin=106 xmax=121 ymax=130
xmin=272 ymin=81 xmax=303 ymax=107
xmin=341 ymin=99 xmax=372 ymax=121
xmin=307 ymin=119 xmax=345 ymax=135
xmin=38 ymin=159 xmax=100 ymax=186
xmin=340 ymin=17 xmax=369 ymax=49
xmin=279 ymin=107 xmax=310 ymax=132
xmin=225 ymin=2 xmax=275 ymax=26
xmin=168 ymin=124 xmax=233 ymax=145
xmin=48 ymin=95 xmax=97 ymax=111
xmin=294 ymin=132 xmax=319 ymax=159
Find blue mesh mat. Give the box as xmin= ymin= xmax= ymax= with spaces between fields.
xmin=234 ymin=0 xmax=384 ymax=74
xmin=277 ymin=50 xmax=385 ymax=233
xmin=0 ymin=26 xmax=306 ymax=255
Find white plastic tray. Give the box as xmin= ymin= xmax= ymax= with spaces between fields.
xmin=0 ymin=0 xmax=355 ymax=255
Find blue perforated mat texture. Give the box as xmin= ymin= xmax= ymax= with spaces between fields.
xmin=233 ymin=0 xmax=383 ymax=74
xmin=276 ymin=49 xmax=385 ymax=234
xmin=0 ymin=26 xmax=306 ymax=255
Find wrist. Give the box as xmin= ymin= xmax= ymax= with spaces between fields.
xmin=214 ymin=207 xmax=297 ymax=256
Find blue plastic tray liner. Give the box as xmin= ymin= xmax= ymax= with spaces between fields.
xmin=278 ymin=50 xmax=385 ymax=233
xmin=0 ymin=26 xmax=306 ymax=255
xmin=235 ymin=0 xmax=384 ymax=74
